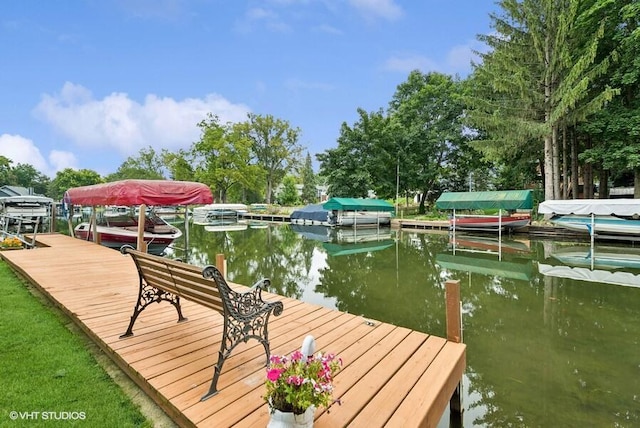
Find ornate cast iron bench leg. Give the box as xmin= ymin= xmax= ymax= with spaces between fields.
xmin=119 ymin=246 xmax=186 ymax=339
xmin=200 ymin=266 xmax=284 ymax=401
xmin=119 ymin=279 xmax=186 ymax=339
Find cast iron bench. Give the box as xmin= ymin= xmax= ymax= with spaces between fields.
xmin=118 ymin=245 xmax=284 ymax=401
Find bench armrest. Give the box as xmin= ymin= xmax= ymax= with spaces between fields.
xmin=250 ymin=278 xmax=270 ymax=291
xmin=202 ymin=266 xmax=283 ymax=319
xmin=228 ymin=281 xmax=281 ymax=317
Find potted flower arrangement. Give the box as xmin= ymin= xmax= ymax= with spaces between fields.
xmin=0 ymin=237 xmax=23 ymax=250
xmin=264 ymin=346 xmax=342 ymax=428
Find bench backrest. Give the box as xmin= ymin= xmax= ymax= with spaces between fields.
xmin=123 ymin=247 xmax=224 ymax=314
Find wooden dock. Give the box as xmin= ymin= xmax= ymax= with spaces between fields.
xmin=394 ymin=219 xmax=450 ymax=231
xmin=1 ymin=234 xmax=466 ymax=427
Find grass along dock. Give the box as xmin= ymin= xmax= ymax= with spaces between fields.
xmin=1 ymin=233 xmax=465 ymax=427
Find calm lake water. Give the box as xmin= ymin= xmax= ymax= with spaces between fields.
xmin=61 ymin=217 xmax=640 ymax=427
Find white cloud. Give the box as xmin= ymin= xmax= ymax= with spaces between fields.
xmin=349 ymin=0 xmax=403 ymax=22
xmin=33 ymin=82 xmax=251 ymax=158
xmin=383 ymin=54 xmax=437 ymax=73
xmin=115 ymin=0 xmax=189 ymax=21
xmin=236 ymin=7 xmax=291 ymax=33
xmin=446 ymin=43 xmax=482 ymax=75
xmin=0 ymin=134 xmax=47 ymax=171
xmin=247 ymin=7 xmax=278 ymax=21
xmin=284 ymin=78 xmax=334 ymax=92
xmin=314 ymin=24 xmax=343 ymax=35
xmin=49 ymin=150 xmax=79 ymax=172
xmin=0 ymin=133 xmax=76 ymax=176
xmin=383 ymin=40 xmax=483 ymax=76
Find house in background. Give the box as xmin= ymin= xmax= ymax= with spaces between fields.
xmin=0 ymin=185 xmax=43 ymax=197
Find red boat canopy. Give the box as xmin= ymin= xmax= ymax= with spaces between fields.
xmin=63 ymin=179 xmax=213 ymax=206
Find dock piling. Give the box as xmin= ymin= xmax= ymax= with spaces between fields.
xmin=446 ymin=279 xmax=464 ymax=416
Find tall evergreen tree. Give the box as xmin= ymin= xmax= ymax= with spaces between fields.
xmin=579 ymin=0 xmax=640 ymax=197
xmin=300 ymin=153 xmax=317 ymax=204
xmin=467 ymin=0 xmax=618 ymax=200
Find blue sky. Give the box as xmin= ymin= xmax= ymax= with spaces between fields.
xmin=1 ymin=0 xmax=498 ymax=178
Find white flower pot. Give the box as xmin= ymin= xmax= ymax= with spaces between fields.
xmin=267 ymin=405 xmax=315 ymax=428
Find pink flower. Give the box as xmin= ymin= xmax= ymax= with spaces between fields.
xmin=270 ymin=355 xmax=285 ymax=365
xmin=267 ymin=368 xmax=284 ymax=382
xmin=290 ymin=350 xmax=304 ymax=362
xmin=319 ymin=368 xmax=332 ymax=381
xmin=287 ymin=375 xmax=304 ymax=386
xmin=264 ymin=350 xmax=342 ymax=412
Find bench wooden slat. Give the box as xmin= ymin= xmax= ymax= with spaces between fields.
xmin=167 ymin=267 xmax=224 ymax=312
xmin=134 ymin=256 xmax=225 ymax=313
xmin=134 ymin=258 xmax=180 ymax=293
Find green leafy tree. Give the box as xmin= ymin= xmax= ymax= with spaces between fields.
xmin=276 ymin=175 xmax=300 ymax=206
xmin=13 ymin=163 xmax=50 ymax=195
xmin=105 ymin=146 xmax=165 ymax=181
xmin=191 ymin=114 xmax=264 ymax=203
xmin=350 ymin=109 xmax=395 ymax=200
xmin=318 ymin=76 xmax=472 ymax=209
xmin=389 ymin=71 xmax=469 ymax=212
xmin=0 ymin=159 xmax=50 ymax=195
xmin=162 ymin=149 xmax=194 ymax=182
xmin=106 ymin=146 xmax=165 ymax=182
xmin=48 ymin=168 xmax=103 ymax=200
xmin=0 ymin=155 xmax=15 ymax=185
xmin=317 ymin=118 xmax=375 ymax=198
xmin=300 ymin=153 xmax=317 ymax=204
xmin=236 ymin=113 xmax=303 ymax=203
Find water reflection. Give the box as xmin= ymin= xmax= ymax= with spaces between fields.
xmin=59 ymin=219 xmax=640 ymax=427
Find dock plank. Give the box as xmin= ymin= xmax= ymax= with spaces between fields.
xmin=1 ymin=233 xmax=465 ymax=427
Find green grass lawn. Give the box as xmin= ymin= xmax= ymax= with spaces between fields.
xmin=0 ymin=259 xmax=155 ymax=427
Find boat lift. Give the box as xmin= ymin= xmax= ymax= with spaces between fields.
xmin=539 ymin=199 xmax=640 ymax=270
xmin=0 ymin=213 xmax=40 ymax=249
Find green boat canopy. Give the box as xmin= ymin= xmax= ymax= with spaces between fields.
xmin=435 ymin=190 xmax=533 ymax=211
xmin=322 ymin=197 xmax=395 ymax=212
xmin=436 ymin=253 xmax=533 ymax=281
xmin=323 ymin=240 xmax=395 ymax=257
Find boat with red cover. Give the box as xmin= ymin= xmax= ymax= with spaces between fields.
xmin=436 ymin=190 xmax=533 ymax=233
xmin=73 ymin=209 xmax=182 ymax=255
xmin=449 ymin=214 xmax=531 ymax=231
xmin=450 ymin=236 xmax=531 ymax=254
xmin=63 ymin=180 xmax=213 ymax=254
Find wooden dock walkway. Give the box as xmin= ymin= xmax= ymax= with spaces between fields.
xmin=1 ymin=234 xmax=466 ymax=427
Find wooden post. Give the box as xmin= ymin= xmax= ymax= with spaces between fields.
xmin=446 ymin=280 xmax=462 ymax=343
xmin=216 ymin=253 xmax=226 ymax=278
xmin=91 ymin=207 xmax=98 ymax=244
xmin=67 ymin=205 xmax=74 ymax=237
xmin=137 ymin=204 xmax=147 ymax=253
xmin=50 ymin=202 xmax=56 ymax=233
xmin=445 ymin=279 xmax=463 ymax=416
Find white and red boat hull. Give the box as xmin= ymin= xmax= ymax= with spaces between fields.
xmin=74 ymin=215 xmax=182 ymax=255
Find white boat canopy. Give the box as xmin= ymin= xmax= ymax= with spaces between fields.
xmin=538 ymin=199 xmax=640 ymax=216
xmin=538 ymin=263 xmax=640 ymax=289
xmin=195 ymin=203 xmax=248 ymax=211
